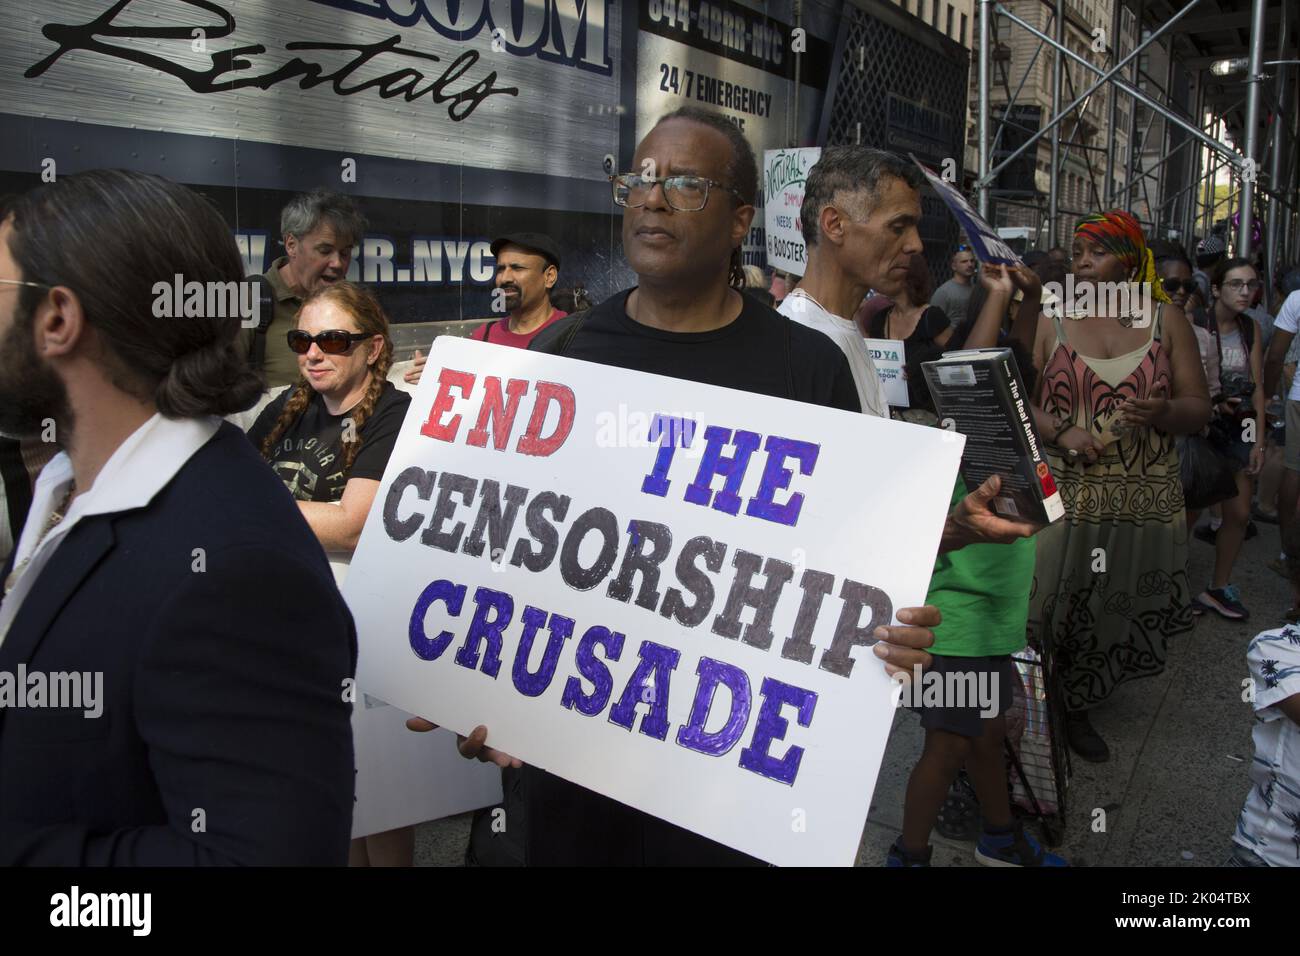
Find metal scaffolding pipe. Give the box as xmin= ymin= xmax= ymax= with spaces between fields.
xmin=1126 ymin=91 xmax=1159 ymax=209
xmin=1284 ymin=67 xmax=1294 ymax=264
xmin=1185 ymin=71 xmax=1204 ymax=245
xmin=1049 ymin=0 xmax=1064 ymax=245
xmin=1237 ymin=0 xmax=1267 ymax=257
xmin=1105 ymin=0 xmax=1123 ymax=206
xmin=1126 ymin=0 xmax=1144 ymax=217
xmin=990 ymin=28 xmax=1049 ymax=159
xmin=1155 ymin=46 xmax=1176 ymax=237
xmin=1265 ymin=0 xmax=1288 ymax=299
xmin=979 ymin=0 xmax=991 ymax=219
xmin=985 ymin=1 xmax=1242 ymax=190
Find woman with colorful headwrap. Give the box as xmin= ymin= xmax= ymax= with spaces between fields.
xmin=1027 ymin=210 xmax=1211 ymax=763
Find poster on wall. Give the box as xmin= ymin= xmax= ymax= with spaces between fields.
xmin=762 ymin=146 xmax=820 ymax=275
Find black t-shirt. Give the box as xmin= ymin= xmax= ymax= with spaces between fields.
xmin=532 ymin=287 xmax=862 ymax=412
xmin=870 ymin=304 xmax=950 ymax=412
xmin=247 ymin=380 xmax=411 ymax=502
xmin=518 ymin=287 xmax=857 ymax=867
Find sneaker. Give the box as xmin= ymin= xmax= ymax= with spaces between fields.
xmin=1197 ymin=585 xmax=1250 ymax=621
xmin=975 ymin=821 xmax=1069 ymax=867
xmin=1194 ymin=524 xmax=1218 ymax=544
xmin=886 ymin=839 xmax=932 ymax=867
xmin=1190 ymin=598 xmax=1206 ymax=616
xmin=1065 ymin=710 xmax=1109 ymax=762
xmin=1253 ymin=507 xmax=1280 ymax=525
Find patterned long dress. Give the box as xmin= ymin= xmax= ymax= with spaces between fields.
xmin=1027 ymin=309 xmax=1194 ymax=712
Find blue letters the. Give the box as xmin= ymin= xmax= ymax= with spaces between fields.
xmin=640 ymin=414 xmax=696 ymax=497
xmin=683 ymin=425 xmax=761 ymax=515
xmin=745 ymin=435 xmax=820 ymax=526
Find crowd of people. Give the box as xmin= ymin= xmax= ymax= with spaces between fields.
xmin=0 ymin=102 xmax=1296 ymax=868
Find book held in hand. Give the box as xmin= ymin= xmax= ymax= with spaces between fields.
xmin=921 ymin=347 xmax=1065 ymax=524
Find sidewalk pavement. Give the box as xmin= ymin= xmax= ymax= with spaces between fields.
xmin=413 ymin=519 xmax=1286 ymax=867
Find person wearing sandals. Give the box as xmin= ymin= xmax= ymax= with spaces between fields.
xmin=1192 ymin=259 xmax=1267 ymax=620
xmin=1027 ymin=211 xmax=1211 ymax=763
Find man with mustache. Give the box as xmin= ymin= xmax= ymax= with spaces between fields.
xmin=255 ymin=189 xmax=367 ymax=388
xmin=403 ymin=234 xmax=567 ymax=386
xmin=472 ymin=234 xmax=567 ymax=346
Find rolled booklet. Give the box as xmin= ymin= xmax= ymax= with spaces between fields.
xmin=921 ymin=347 xmax=1065 ymax=525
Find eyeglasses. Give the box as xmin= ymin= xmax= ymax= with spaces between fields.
xmin=287 ymin=329 xmax=372 ymax=355
xmin=0 ymin=278 xmax=51 ymax=292
xmin=1161 ymin=278 xmax=1196 ymax=294
xmin=610 ymin=173 xmax=746 ymax=212
xmin=1222 ymin=279 xmax=1262 ymax=292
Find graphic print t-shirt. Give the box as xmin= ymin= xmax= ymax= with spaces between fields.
xmin=248 ymin=380 xmax=411 ymax=502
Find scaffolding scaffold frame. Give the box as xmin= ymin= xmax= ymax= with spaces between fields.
xmin=973 ymin=0 xmax=1299 ymax=295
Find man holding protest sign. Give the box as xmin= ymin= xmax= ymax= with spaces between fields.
xmin=777 ymin=147 xmax=1059 ymax=866
xmin=405 ymin=108 xmax=1039 ymax=865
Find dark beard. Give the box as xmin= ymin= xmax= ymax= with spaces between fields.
xmin=0 ymin=308 xmax=72 ymax=440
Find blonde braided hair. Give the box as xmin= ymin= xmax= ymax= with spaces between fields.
xmin=259 ymin=281 xmax=393 ymax=476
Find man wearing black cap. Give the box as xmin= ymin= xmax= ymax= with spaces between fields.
xmin=404 ymin=233 xmax=567 ymax=385
xmin=472 ymin=233 xmax=567 ymax=347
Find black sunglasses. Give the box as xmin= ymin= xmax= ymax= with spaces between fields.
xmin=1161 ymin=278 xmax=1196 ymax=294
xmin=287 ymin=329 xmax=372 ymax=355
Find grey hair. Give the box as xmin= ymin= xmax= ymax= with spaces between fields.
xmin=799 ymin=147 xmax=923 ymax=248
xmin=280 ymin=189 xmax=367 ymax=246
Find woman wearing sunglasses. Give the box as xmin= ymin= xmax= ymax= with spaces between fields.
xmin=1192 ymin=259 xmax=1267 ymax=621
xmin=1157 ymin=248 xmax=1220 ymax=402
xmin=247 ymin=280 xmax=412 ymax=865
xmin=249 ymin=281 xmax=409 ymax=537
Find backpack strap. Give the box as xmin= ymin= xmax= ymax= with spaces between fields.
xmin=249 ymin=274 xmax=276 ymax=373
xmin=555 ymin=311 xmax=589 ymax=356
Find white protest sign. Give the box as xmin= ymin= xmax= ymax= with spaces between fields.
xmin=864 ymin=338 xmax=909 ymax=409
xmin=763 ymin=147 xmax=821 ymax=274
xmin=350 ymin=698 xmax=502 ymax=840
xmin=333 ymin=555 xmax=504 ymax=841
xmin=344 ymin=337 xmax=964 ymax=866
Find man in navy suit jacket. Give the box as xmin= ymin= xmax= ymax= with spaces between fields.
xmin=0 ymin=171 xmax=357 ymax=865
